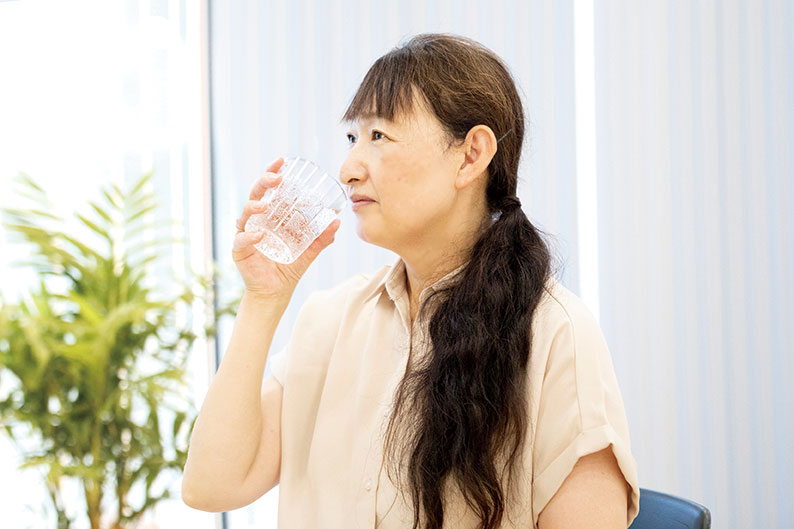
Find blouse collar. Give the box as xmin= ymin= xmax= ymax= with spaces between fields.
xmin=363 ymin=255 xmax=468 ymax=304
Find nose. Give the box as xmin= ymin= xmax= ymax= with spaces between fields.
xmin=338 ymin=148 xmax=367 ymax=190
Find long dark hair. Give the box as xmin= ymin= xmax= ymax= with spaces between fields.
xmin=342 ymin=34 xmax=560 ymax=529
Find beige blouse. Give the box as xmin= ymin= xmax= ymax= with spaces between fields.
xmin=268 ymin=256 xmax=640 ymax=528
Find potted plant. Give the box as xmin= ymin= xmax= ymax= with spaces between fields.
xmin=0 ymin=172 xmax=239 ymax=529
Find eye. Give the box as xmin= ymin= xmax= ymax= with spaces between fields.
xmin=346 ymin=133 xmax=357 ymax=145
xmin=372 ymin=130 xmax=385 ymax=140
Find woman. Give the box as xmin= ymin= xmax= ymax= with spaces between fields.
xmin=182 ymin=34 xmax=640 ymax=529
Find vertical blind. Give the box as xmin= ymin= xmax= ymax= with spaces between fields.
xmin=593 ymin=1 xmax=793 ymax=527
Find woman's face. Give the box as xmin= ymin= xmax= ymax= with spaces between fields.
xmin=339 ymin=100 xmax=466 ymax=252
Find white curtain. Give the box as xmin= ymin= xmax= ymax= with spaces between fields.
xmin=593 ymin=1 xmax=793 ymax=528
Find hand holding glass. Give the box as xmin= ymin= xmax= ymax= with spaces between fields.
xmin=244 ymin=157 xmax=348 ymax=264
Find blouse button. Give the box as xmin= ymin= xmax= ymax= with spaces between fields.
xmin=364 ymin=479 xmax=372 ymax=491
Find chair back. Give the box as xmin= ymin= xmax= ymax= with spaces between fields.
xmin=628 ymin=488 xmax=711 ymax=529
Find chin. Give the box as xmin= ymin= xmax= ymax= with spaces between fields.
xmin=355 ymin=222 xmax=373 ymax=244
xmin=356 ymin=222 xmax=392 ymax=250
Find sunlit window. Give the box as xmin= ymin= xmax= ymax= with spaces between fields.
xmin=0 ymin=1 xmax=212 ymax=528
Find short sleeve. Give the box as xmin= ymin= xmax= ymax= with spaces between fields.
xmin=267 ymin=345 xmax=288 ymax=386
xmin=263 ymin=275 xmax=366 ymax=389
xmin=531 ymin=302 xmax=640 ymax=527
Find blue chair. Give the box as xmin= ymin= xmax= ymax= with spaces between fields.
xmin=628 ymin=488 xmax=711 ymax=529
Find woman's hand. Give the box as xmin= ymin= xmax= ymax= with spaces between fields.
xmin=232 ymin=157 xmax=342 ymax=301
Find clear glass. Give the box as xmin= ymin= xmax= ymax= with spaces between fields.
xmin=244 ymin=156 xmax=348 ymax=264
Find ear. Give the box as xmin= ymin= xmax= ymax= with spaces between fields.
xmin=454 ymin=125 xmax=498 ymax=191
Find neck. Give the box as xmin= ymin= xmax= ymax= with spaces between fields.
xmin=401 ymin=236 xmax=479 ymax=324
xmin=403 ymin=257 xmax=459 ymax=323
xmin=399 ymin=199 xmax=492 ymax=323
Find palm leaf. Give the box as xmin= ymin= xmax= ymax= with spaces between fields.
xmin=0 ymin=171 xmax=228 ymax=526
xmin=0 ymin=207 xmax=60 ymax=221
xmin=57 ymin=233 xmax=104 ymax=263
xmin=171 ymin=410 xmax=187 ymax=440
xmin=9 ymin=173 xmax=55 ymax=209
xmin=15 ymin=172 xmax=46 ymax=194
xmin=55 ymin=342 xmax=96 ymax=366
xmin=18 ymin=315 xmax=50 ymax=368
xmin=124 ymin=193 xmax=156 ymax=216
xmin=88 ymin=201 xmax=114 ymax=226
xmin=110 ymin=182 xmax=124 ymax=200
xmin=2 ymin=223 xmax=56 ymax=242
xmin=64 ymin=291 xmax=104 ymax=326
xmin=75 ymin=213 xmax=111 ymax=242
xmin=101 ymin=188 xmax=122 ymax=210
xmin=125 ymin=203 xmax=157 ymax=225
xmin=127 ymin=170 xmax=155 ymax=198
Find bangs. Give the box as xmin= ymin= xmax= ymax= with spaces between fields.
xmin=342 ymin=49 xmax=419 ymax=123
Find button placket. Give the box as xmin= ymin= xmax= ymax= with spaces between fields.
xmin=373 ymin=310 xmax=414 ymax=526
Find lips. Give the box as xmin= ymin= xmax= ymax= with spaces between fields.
xmin=350 ymin=194 xmax=375 ymax=204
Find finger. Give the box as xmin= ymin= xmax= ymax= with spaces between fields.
xmin=249 ymin=172 xmax=284 ymax=201
xmin=291 ymin=218 xmax=341 ymax=274
xmin=248 ymin=157 xmax=285 ymax=201
xmin=237 ymin=199 xmax=272 ymax=230
xmin=232 ymin=229 xmax=267 ymax=255
xmin=265 ymin=157 xmax=285 ymax=173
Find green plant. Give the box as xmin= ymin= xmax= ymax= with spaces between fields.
xmin=0 ymin=172 xmax=239 ymax=529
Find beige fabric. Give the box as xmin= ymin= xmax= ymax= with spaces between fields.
xmin=267 ymin=256 xmax=640 ymax=528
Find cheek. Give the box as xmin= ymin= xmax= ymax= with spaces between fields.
xmin=377 ymin=143 xmax=454 ymax=222
xmin=386 ymin=147 xmax=438 ymax=195
xmin=382 ymin=188 xmax=446 ymax=234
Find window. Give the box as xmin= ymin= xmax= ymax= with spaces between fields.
xmin=0 ymin=1 xmax=213 ymax=527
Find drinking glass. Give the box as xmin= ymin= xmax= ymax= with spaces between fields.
xmin=244 ymin=156 xmax=348 ymax=264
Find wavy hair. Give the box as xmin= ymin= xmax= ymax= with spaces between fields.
xmin=342 ymin=33 xmax=560 ymax=529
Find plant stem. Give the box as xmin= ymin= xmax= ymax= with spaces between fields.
xmin=85 ymin=417 xmax=104 ymax=529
